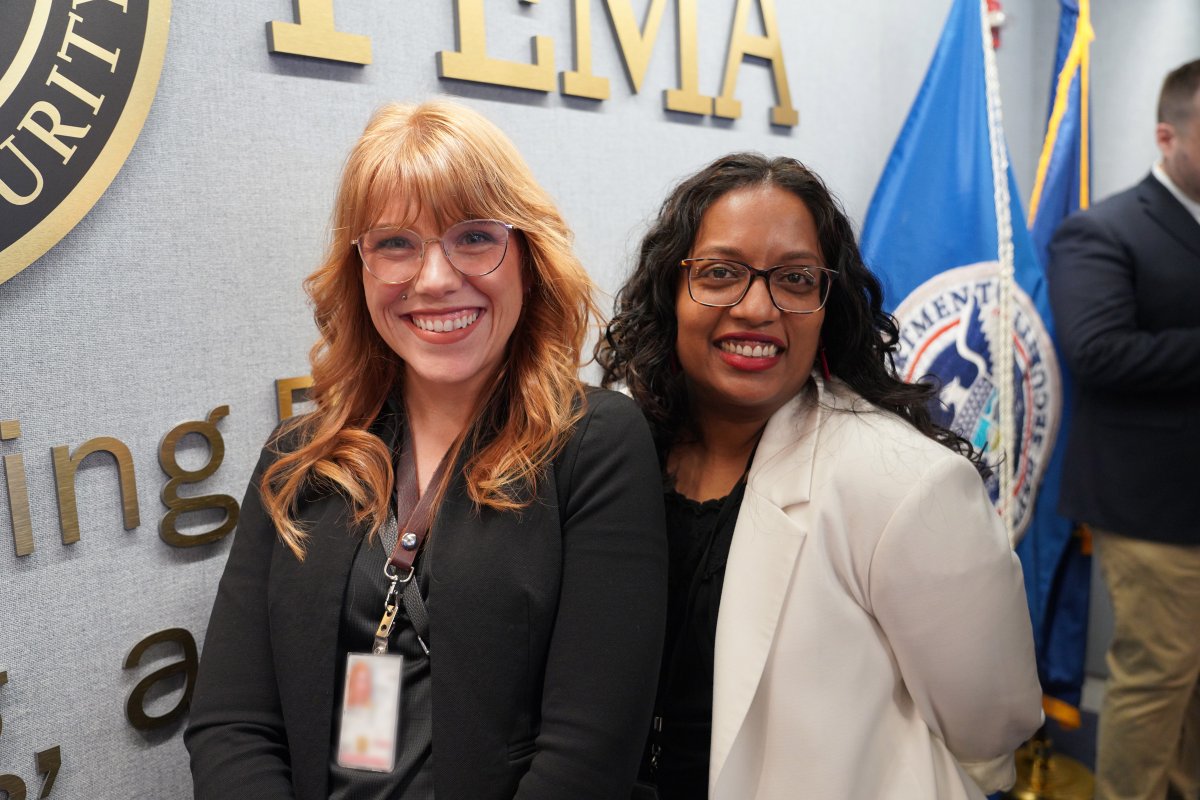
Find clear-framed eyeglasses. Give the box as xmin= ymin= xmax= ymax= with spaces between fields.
xmin=352 ymin=219 xmax=515 ymax=284
xmin=679 ymin=258 xmax=837 ymax=314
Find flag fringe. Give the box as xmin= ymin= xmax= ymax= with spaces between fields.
xmin=1028 ymin=0 xmax=1094 ymax=223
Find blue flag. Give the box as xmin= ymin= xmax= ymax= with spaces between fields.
xmin=1021 ymin=0 xmax=1094 ymax=727
xmin=860 ymin=0 xmax=1076 ymax=724
xmin=1029 ymin=0 xmax=1093 ymax=267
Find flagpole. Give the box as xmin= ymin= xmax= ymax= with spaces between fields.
xmin=978 ymin=0 xmax=1017 ymax=542
xmin=1078 ymin=0 xmax=1092 ymax=210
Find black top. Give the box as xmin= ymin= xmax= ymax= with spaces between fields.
xmin=327 ymin=531 xmax=434 ymax=800
xmin=654 ymin=484 xmax=745 ymax=800
xmin=186 ymin=387 xmax=669 ymax=800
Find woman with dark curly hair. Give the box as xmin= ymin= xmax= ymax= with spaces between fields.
xmin=598 ymin=153 xmax=1042 ymax=800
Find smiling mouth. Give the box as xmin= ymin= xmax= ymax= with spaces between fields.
xmin=410 ymin=310 xmax=481 ymax=333
xmin=719 ymin=340 xmax=781 ymax=358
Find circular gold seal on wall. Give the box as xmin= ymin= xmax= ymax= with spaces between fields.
xmin=0 ymin=0 xmax=170 ymax=283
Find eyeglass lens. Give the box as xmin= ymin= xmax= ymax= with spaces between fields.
xmin=687 ymin=260 xmax=830 ymax=313
xmin=358 ymin=219 xmax=510 ymax=283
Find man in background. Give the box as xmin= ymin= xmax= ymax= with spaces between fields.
xmin=1048 ymin=59 xmax=1200 ymax=800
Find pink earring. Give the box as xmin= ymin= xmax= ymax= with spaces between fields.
xmin=819 ymin=341 xmax=831 ymax=380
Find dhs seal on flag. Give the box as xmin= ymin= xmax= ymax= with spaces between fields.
xmin=892 ymin=263 xmax=1062 ymax=542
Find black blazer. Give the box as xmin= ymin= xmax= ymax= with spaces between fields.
xmin=185 ymin=388 xmax=668 ymax=799
xmin=1047 ymin=173 xmax=1200 ymax=544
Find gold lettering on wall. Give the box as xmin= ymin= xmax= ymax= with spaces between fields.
xmin=1 ymin=421 xmax=34 ymax=557
xmin=158 ymin=406 xmax=238 ymax=548
xmin=0 ymin=774 xmax=25 ymax=799
xmin=17 ymin=102 xmax=92 ymax=165
xmin=663 ymin=0 xmax=712 ymax=116
xmin=0 ymin=673 xmax=62 ymax=797
xmin=0 ymin=138 xmax=44 ymax=205
xmin=51 ymin=436 xmax=140 ymax=545
xmin=438 ymin=0 xmax=556 ymax=92
xmin=561 ymin=0 xmax=610 ymax=100
xmin=58 ymin=11 xmax=121 ymax=71
xmin=275 ymin=376 xmax=314 ymax=421
xmin=714 ymin=0 xmax=797 ymax=126
xmin=124 ymin=628 xmax=198 ymax=731
xmin=604 ymin=0 xmax=669 ymax=93
xmin=36 ymin=746 xmax=61 ymax=797
xmin=561 ymin=0 xmax=714 ymax=113
xmin=45 ymin=64 xmax=106 ymax=115
xmin=247 ymin=0 xmax=788 ymax=124
xmin=267 ymin=0 xmax=372 ymax=65
xmin=71 ymin=0 xmax=131 ymax=11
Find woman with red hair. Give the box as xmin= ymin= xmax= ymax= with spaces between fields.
xmin=186 ymin=100 xmax=667 ymax=800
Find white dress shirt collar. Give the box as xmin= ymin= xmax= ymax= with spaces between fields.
xmin=1152 ymin=161 xmax=1200 ymax=225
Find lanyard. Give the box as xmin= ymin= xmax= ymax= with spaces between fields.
xmin=372 ymin=430 xmax=451 ymax=657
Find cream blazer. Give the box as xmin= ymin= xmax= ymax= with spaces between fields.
xmin=710 ymin=377 xmax=1043 ymax=799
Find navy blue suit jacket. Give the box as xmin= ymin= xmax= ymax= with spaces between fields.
xmin=1047 ymin=173 xmax=1200 ymax=543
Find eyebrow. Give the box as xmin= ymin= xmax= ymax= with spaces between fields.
xmin=697 ymin=244 xmax=823 ymax=263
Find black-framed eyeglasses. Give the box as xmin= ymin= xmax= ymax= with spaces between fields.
xmin=680 ymin=258 xmax=837 ymax=314
xmin=352 ymin=219 xmax=514 ymax=284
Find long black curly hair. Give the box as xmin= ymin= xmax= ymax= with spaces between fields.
xmin=596 ymin=152 xmax=983 ymax=470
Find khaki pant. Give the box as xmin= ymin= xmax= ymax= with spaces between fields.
xmin=1095 ymin=529 xmax=1200 ymax=800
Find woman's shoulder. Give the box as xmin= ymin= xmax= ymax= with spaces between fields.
xmin=250 ymin=417 xmax=314 ymax=474
xmin=550 ymin=385 xmax=660 ymax=504
xmin=581 ymin=384 xmax=642 ymax=417
xmin=251 ymin=416 xmax=332 ymax=493
xmin=557 ymin=386 xmax=654 ymax=460
xmin=261 ymin=403 xmax=399 ymax=459
xmin=266 ymin=417 xmax=306 ymax=452
xmin=817 ymin=379 xmax=971 ymax=477
xmin=568 ymin=385 xmax=650 ymax=437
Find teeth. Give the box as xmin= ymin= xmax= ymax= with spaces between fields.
xmin=412 ymin=311 xmax=480 ymax=332
xmin=720 ymin=341 xmax=779 ymax=358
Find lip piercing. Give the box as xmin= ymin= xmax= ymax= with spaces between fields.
xmin=401 ymin=293 xmax=408 ymax=300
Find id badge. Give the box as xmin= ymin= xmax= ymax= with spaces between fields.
xmin=335 ymin=652 xmax=404 ymax=772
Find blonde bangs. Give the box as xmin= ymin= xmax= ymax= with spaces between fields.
xmin=345 ymin=104 xmax=546 ymax=238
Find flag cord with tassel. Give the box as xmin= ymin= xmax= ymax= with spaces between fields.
xmin=979 ymin=0 xmax=1017 ymax=543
